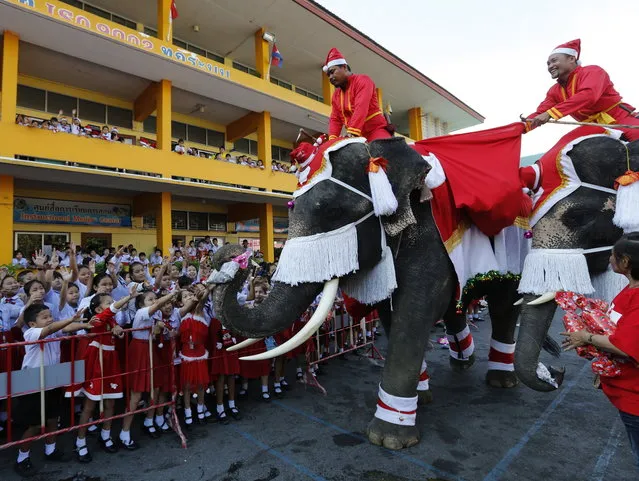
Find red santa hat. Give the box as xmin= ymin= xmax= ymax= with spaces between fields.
xmin=550 ymin=39 xmax=581 ymax=63
xmin=322 ymin=47 xmax=347 ymax=72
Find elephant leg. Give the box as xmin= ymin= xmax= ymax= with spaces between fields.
xmin=366 ymin=217 xmax=455 ymax=450
xmin=443 ymin=299 xmax=476 ymax=372
xmin=416 ymin=352 xmax=433 ymax=405
xmin=485 ymin=280 xmax=520 ymax=388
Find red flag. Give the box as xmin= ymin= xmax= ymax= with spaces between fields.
xmin=170 ymin=0 xmax=178 ymax=20
xmin=412 ymin=123 xmax=526 ymax=236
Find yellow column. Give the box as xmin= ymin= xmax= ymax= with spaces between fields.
xmin=257 ymin=111 xmax=272 ymax=171
xmin=0 ymin=176 xmax=14 ymax=264
xmin=1 ymin=31 xmax=19 ymax=125
xmin=156 ymin=79 xmax=172 ymax=152
xmin=408 ymin=107 xmax=424 ymax=141
xmin=321 ymin=72 xmax=333 ymax=106
xmin=156 ymin=192 xmax=172 ymax=255
xmin=259 ymin=203 xmax=274 ymax=262
xmin=157 ymin=0 xmax=172 ymax=42
xmin=254 ymin=28 xmax=270 ymax=80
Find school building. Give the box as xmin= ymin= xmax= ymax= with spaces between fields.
xmin=0 ymin=0 xmax=483 ymax=263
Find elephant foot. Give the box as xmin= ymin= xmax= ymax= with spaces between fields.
xmin=449 ymin=353 xmax=475 ymax=372
xmin=366 ymin=417 xmax=420 ymax=450
xmin=486 ymin=369 xmax=519 ymax=388
xmin=417 ymin=389 xmax=433 ymax=405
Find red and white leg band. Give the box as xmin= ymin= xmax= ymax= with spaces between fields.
xmin=375 ymin=385 xmax=417 ymax=426
xmin=417 ymin=359 xmax=429 ymax=391
xmin=448 ymin=325 xmax=474 ymax=360
xmin=487 ymin=339 xmax=515 ymax=371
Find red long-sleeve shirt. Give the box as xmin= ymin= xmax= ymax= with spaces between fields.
xmin=328 ymin=74 xmax=388 ymax=140
xmin=528 ymin=66 xmax=637 ymax=125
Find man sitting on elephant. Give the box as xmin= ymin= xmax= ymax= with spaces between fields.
xmin=324 ymin=47 xmax=393 ymax=142
xmin=525 ymin=38 xmax=639 ymax=140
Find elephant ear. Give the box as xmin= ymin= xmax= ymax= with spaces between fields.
xmin=369 ymin=137 xmax=430 ymax=235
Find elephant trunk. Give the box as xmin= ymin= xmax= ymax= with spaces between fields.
xmin=514 ymin=294 xmax=562 ymax=392
xmin=212 ymin=274 xmax=323 ymax=338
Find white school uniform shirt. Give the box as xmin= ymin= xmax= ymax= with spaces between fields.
xmin=187 ymin=247 xmax=197 ymax=258
xmin=174 ymin=144 xmax=186 ymax=154
xmin=12 ymin=258 xmax=28 ymax=268
xmin=90 ymin=255 xmax=103 ymax=264
xmin=74 ymin=281 xmax=88 ymax=300
xmin=132 ymin=306 xmax=162 ymax=340
xmin=71 ymin=123 xmax=81 ymax=135
xmin=149 ymin=255 xmax=163 ymax=265
xmin=138 ymin=257 xmax=149 ymax=266
xmin=210 ymin=244 xmax=220 ymax=254
xmin=44 ymin=289 xmax=61 ymax=312
xmin=59 ymin=257 xmax=71 ymax=267
xmin=22 ymin=327 xmax=64 ymax=369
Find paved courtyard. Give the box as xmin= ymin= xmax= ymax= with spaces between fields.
xmin=1 ymin=310 xmax=636 ymax=481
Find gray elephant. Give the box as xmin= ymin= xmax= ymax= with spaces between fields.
xmin=211 ymin=136 xmax=526 ymax=450
xmin=515 ymin=134 xmax=639 ymax=391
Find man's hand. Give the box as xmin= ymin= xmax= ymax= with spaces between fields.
xmin=560 ymin=330 xmax=589 ymax=351
xmin=530 ymin=112 xmax=551 ymax=129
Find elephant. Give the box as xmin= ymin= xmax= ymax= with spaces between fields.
xmin=515 ymin=136 xmax=639 ymax=392
xmin=211 ymin=136 xmax=525 ymax=450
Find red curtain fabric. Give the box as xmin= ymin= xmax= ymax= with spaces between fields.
xmin=413 ymin=123 xmax=526 ymax=236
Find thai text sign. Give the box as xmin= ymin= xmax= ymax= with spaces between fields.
xmin=14 ymin=197 xmax=132 ymax=227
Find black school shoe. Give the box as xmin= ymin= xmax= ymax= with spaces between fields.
xmin=216 ymin=411 xmax=229 ymax=425
xmin=118 ymin=439 xmax=140 ymax=451
xmin=45 ymin=448 xmax=67 ymax=462
xmin=14 ymin=457 xmax=36 ymax=477
xmin=143 ymin=423 xmax=161 ymax=438
xmin=75 ymin=445 xmax=92 ymax=463
xmin=98 ymin=436 xmax=119 ymax=453
xmin=228 ymin=407 xmax=242 ymax=421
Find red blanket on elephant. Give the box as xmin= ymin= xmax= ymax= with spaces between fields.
xmin=412 ymin=122 xmax=528 ymax=237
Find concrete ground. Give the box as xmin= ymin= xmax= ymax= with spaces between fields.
xmin=1 ymin=310 xmax=637 ymax=481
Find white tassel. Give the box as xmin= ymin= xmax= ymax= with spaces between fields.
xmin=518 ymin=249 xmax=594 ymax=295
xmin=613 ymin=181 xmax=639 ymax=232
xmin=341 ymin=245 xmax=397 ymax=304
xmin=273 ymin=222 xmax=360 ymax=286
xmin=369 ymin=168 xmax=398 ymax=217
xmin=591 ymin=265 xmax=629 ymax=304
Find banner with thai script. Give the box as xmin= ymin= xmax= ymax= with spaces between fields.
xmin=14 ymin=197 xmax=132 ymax=227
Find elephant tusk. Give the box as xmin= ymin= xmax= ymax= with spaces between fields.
xmin=227 ymin=337 xmax=263 ymax=352
xmin=239 ymin=278 xmax=339 ymax=362
xmin=527 ymin=292 xmax=557 ymax=306
xmin=513 ymin=298 xmax=524 ymax=306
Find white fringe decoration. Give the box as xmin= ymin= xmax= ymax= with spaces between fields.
xmin=518 ymin=248 xmax=594 ymax=295
xmin=341 ymin=245 xmax=397 ymax=304
xmin=273 ymin=220 xmax=361 ymax=286
xmin=591 ymin=264 xmax=629 ymax=304
xmin=613 ymin=181 xmax=639 ymax=232
xmin=368 ymin=167 xmax=398 ymax=217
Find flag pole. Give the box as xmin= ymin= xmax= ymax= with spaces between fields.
xmin=266 ymin=41 xmax=273 ymax=82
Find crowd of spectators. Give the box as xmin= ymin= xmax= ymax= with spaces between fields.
xmin=16 ymin=111 xmax=125 ymax=143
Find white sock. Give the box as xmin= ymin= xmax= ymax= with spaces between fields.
xmin=197 ymin=403 xmax=204 ymax=413
xmin=155 ymin=415 xmax=164 ymax=426
xmin=17 ymin=450 xmax=30 ymax=463
xmin=261 ymin=385 xmax=269 ymax=393
xmin=274 ymin=382 xmax=281 ymax=388
xmin=184 ymin=408 xmax=192 ymax=421
xmin=228 ymin=400 xmax=236 ymax=409
xmin=296 ymin=367 xmax=302 ymax=374
xmin=216 ymin=404 xmax=225 ymax=414
xmin=143 ymin=417 xmax=153 ymax=427
xmin=279 ymin=377 xmax=285 ymax=382
xmin=44 ymin=442 xmax=56 ymax=455
xmin=119 ymin=430 xmax=131 ymax=443
xmin=76 ymin=437 xmax=86 ymax=448
xmin=241 ymin=382 xmax=248 ymax=390
xmin=0 ymin=411 xmax=8 ymax=422
xmin=101 ymin=429 xmax=110 ymax=440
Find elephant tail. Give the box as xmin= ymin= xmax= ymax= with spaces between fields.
xmin=542 ymin=334 xmax=562 ymax=358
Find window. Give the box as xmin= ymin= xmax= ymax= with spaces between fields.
xmin=188 ymin=125 xmax=206 ymax=144
xmin=270 ymin=77 xmax=293 ymax=90
xmin=207 ymin=129 xmax=225 ymax=147
xmin=144 ymin=27 xmax=157 ymax=37
xmin=233 ymin=138 xmax=250 ymax=154
xmin=173 ymin=38 xmax=188 ymax=49
xmin=112 ymin=15 xmax=136 ymax=30
xmin=207 ymin=51 xmax=225 ymax=63
xmin=208 ymin=214 xmax=227 ymax=232
xmin=172 ymin=121 xmax=187 ymax=140
xmin=107 ymin=106 xmax=133 ymax=129
xmin=189 ymin=45 xmax=206 ymax=57
xmin=188 ymin=212 xmax=208 ymax=230
xmin=79 ymin=99 xmax=106 ymax=123
xmin=171 ymin=211 xmax=188 ymax=230
xmin=17 ymin=85 xmax=46 ymax=111
xmin=84 ymin=4 xmax=111 ymax=20
xmin=15 ymin=232 xmax=69 ymax=259
xmin=143 ymin=116 xmax=157 ymax=134
xmin=233 ymin=62 xmax=248 ymax=73
xmin=47 ymin=92 xmax=77 ymax=115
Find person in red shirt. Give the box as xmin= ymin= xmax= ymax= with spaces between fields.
xmin=324 ymin=47 xmax=392 ymax=142
xmin=562 ymin=232 xmax=639 ymax=471
xmin=526 ymin=39 xmax=639 ymax=141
